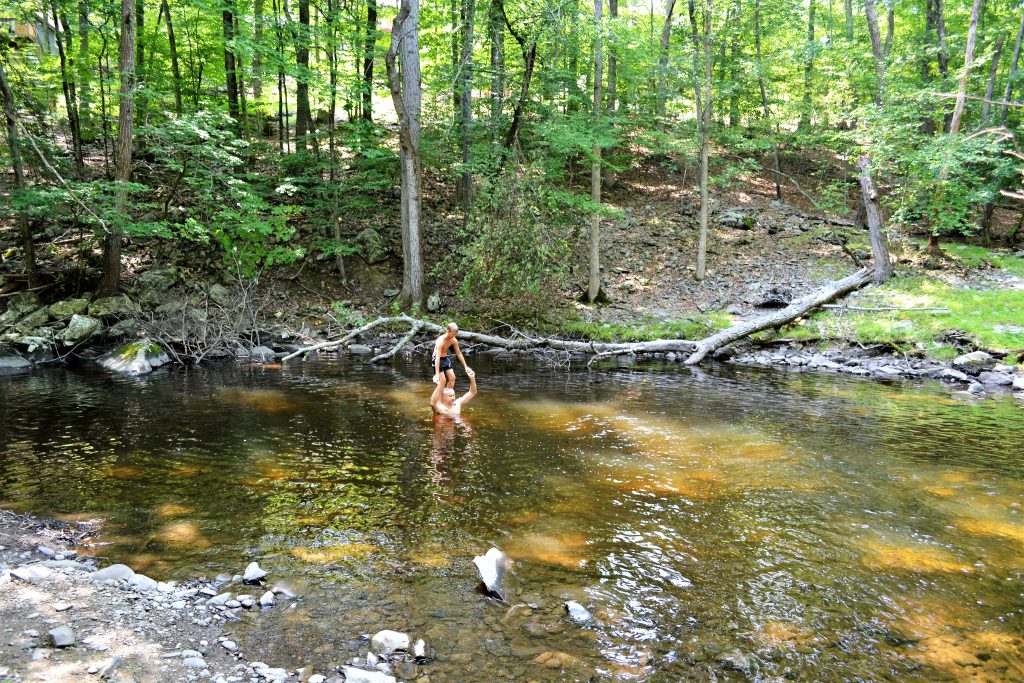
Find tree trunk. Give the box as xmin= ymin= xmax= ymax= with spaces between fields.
xmin=458 ymin=0 xmax=475 ymax=226
xmin=489 ymin=0 xmax=504 ymax=135
xmin=0 ymin=61 xmax=37 ymax=288
xmin=948 ymin=0 xmax=982 ymax=134
xmin=844 ymin=0 xmax=853 ymax=39
xmin=602 ymin=0 xmax=617 ymax=189
xmin=982 ymin=34 xmax=1004 ymax=123
xmin=135 ymin=0 xmax=145 ymax=86
xmin=1001 ymin=10 xmax=1024 ymax=122
xmin=883 ymin=4 xmax=894 ymax=56
xmin=253 ymin=0 xmax=264 ymax=104
xmin=689 ymin=0 xmax=712 ymax=281
xmin=78 ymin=0 xmax=90 ymax=127
xmin=495 ymin=0 xmax=535 ymax=152
xmin=223 ymin=1 xmax=240 ymax=124
xmin=161 ymin=0 xmax=182 ymax=115
xmin=857 ymin=156 xmax=893 ymax=283
xmin=799 ymin=0 xmax=815 ymax=130
xmin=685 ymin=269 xmax=873 ymax=364
xmin=99 ymin=0 xmax=135 ymax=297
xmin=754 ymin=0 xmax=782 ymax=201
xmin=864 ymin=0 xmax=886 ymax=106
xmin=362 ymin=0 xmax=377 ymax=122
xmin=295 ymin=0 xmax=314 ymax=149
xmin=386 ymin=0 xmax=424 ymax=309
xmin=51 ymin=0 xmax=84 ymax=174
xmin=588 ymin=0 xmax=603 ymax=303
xmin=656 ymin=0 xmax=676 ymax=120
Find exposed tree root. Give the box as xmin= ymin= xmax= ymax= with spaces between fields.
xmin=282 ymin=268 xmax=875 ymax=366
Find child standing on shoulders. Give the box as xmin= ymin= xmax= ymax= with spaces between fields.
xmin=433 ymin=322 xmax=469 ymax=389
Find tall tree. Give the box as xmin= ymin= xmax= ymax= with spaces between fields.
xmin=295 ymin=0 xmax=314 ymax=149
xmin=656 ymin=0 xmax=676 ymax=120
xmin=51 ymin=0 xmax=84 ymax=174
xmin=160 ymin=0 xmax=182 ymax=115
xmin=689 ymin=0 xmax=713 ymax=281
xmin=78 ymin=0 xmax=91 ymax=126
xmin=981 ymin=35 xmax=1004 ymax=123
xmin=458 ymin=0 xmax=476 ymax=224
xmin=799 ymin=0 xmax=816 ymax=130
xmin=0 ymin=61 xmax=37 ymax=288
xmin=223 ymin=0 xmax=241 ymax=124
xmin=1002 ymin=10 xmax=1024 ymax=122
xmin=864 ymin=0 xmax=885 ymax=106
xmin=948 ymin=0 xmax=982 ymax=133
xmin=754 ymin=0 xmax=781 ymax=200
xmin=99 ymin=0 xmax=135 ymax=296
xmin=253 ymin=0 xmax=265 ymax=104
xmin=362 ymin=0 xmax=377 ymax=121
xmin=588 ymin=0 xmax=603 ymax=302
xmin=386 ymin=0 xmax=425 ymax=308
xmin=489 ymin=0 xmax=504 ymax=133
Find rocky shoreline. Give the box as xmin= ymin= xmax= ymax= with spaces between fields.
xmin=0 ymin=511 xmax=430 ymax=683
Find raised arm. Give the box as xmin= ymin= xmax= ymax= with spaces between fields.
xmin=457 ymin=367 xmax=478 ymax=406
xmin=430 ymin=376 xmax=445 ymax=412
xmin=433 ymin=337 xmax=442 ymax=379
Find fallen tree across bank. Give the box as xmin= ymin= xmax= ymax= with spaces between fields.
xmin=281 ymin=268 xmax=874 ymax=366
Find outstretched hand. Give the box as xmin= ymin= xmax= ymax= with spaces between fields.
xmin=465 ymin=367 xmax=475 ymax=379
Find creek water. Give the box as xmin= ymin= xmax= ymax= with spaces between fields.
xmin=2 ymin=358 xmax=1024 ymax=681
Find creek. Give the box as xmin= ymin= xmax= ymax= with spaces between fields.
xmin=2 ymin=358 xmax=1023 ymax=681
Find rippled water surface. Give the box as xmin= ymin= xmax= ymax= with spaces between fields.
xmin=3 ymin=358 xmax=1024 ymax=681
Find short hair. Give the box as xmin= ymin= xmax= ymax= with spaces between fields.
xmin=443 ymin=388 xmax=456 ymax=397
xmin=447 ymin=322 xmax=459 ymax=333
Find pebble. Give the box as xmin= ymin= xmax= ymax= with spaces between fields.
xmin=221 ymin=640 xmax=238 ymax=652
xmin=48 ymin=626 xmax=76 ymax=648
xmin=52 ymin=602 xmax=72 ymax=612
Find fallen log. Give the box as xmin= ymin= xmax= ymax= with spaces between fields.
xmin=682 ymin=268 xmax=873 ymax=364
xmin=282 ymin=268 xmax=875 ymax=366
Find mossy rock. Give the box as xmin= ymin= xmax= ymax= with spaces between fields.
xmin=15 ymin=308 xmax=50 ymax=331
xmin=49 ymin=298 xmax=90 ymax=318
xmin=89 ymin=295 xmax=138 ymax=318
xmin=100 ymin=339 xmax=171 ymax=376
xmin=61 ymin=314 xmax=103 ymax=345
xmin=355 ymin=227 xmax=391 ymax=264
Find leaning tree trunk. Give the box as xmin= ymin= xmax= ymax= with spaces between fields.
xmin=386 ymin=0 xmax=425 ymax=309
xmin=78 ymin=0 xmax=90 ymax=126
xmin=99 ymin=0 xmax=135 ymax=297
xmin=0 ymin=61 xmax=37 ymax=288
xmin=588 ymin=0 xmax=603 ymax=303
xmin=495 ymin=0 xmax=536 ymax=152
xmin=863 ymin=0 xmax=886 ymax=106
xmin=857 ymin=156 xmax=893 ymax=283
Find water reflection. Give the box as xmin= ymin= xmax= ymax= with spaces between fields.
xmin=2 ymin=360 xmax=1024 ymax=680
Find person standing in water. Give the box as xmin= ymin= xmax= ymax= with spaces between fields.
xmin=431 ymin=367 xmax=477 ymax=417
xmin=432 ymin=322 xmax=469 ymax=389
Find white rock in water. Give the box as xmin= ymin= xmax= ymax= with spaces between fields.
xmin=413 ymin=639 xmax=428 ymax=662
xmin=259 ymin=591 xmax=275 ymax=607
xmin=565 ymin=600 xmax=594 ymax=624
xmin=370 ymin=630 xmax=410 ymax=656
xmin=91 ymin=564 xmax=135 ymax=583
xmin=99 ymin=339 xmax=170 ymax=376
xmin=243 ymin=562 xmax=268 ymax=582
xmin=340 ymin=665 xmax=397 ymax=683
xmin=472 ymin=547 xmax=511 ymax=600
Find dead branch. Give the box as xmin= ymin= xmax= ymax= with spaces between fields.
xmin=370 ymin=320 xmax=423 ymax=364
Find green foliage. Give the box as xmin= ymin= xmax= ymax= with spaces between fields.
xmin=561 ymin=314 xmax=730 ymax=343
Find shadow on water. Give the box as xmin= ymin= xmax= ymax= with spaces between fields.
xmin=2 ymin=358 xmax=1024 ymax=680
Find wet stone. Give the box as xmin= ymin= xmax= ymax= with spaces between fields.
xmin=243 ymin=562 xmax=268 ymax=583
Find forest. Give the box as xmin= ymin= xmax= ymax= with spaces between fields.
xmin=2 ymin=0 xmax=1024 ymax=365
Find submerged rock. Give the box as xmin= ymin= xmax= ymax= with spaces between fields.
xmin=564 ymin=601 xmax=594 ymax=625
xmin=341 ymin=665 xmax=397 ymax=683
xmin=370 ymin=630 xmax=410 ymax=656
xmin=100 ymin=339 xmax=170 ymax=376
xmin=473 ymin=547 xmax=512 ymax=601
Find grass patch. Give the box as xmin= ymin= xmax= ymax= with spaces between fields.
xmin=781 ymin=275 xmax=1024 ymax=356
xmin=560 ymin=313 xmax=731 ymax=343
xmin=944 ymin=243 xmax=1024 ymax=277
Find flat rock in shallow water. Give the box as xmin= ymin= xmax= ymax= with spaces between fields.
xmin=340 ymin=665 xmax=397 ymax=683
xmin=473 ymin=547 xmax=511 ymax=600
xmin=370 ymin=630 xmax=410 ymax=656
xmin=564 ymin=601 xmax=594 ymax=624
xmin=978 ymin=371 xmax=1014 ymax=386
xmin=0 ymin=353 xmax=31 ymax=374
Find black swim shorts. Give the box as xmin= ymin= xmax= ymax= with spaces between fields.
xmin=432 ymin=355 xmax=453 ymax=372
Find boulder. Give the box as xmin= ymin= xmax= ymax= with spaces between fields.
xmin=128 ymin=573 xmax=159 ymax=591
xmin=91 ymin=564 xmax=135 ymax=583
xmin=5 ymin=291 xmax=40 ymax=316
xmin=717 ymin=209 xmax=753 ymax=229
xmin=89 ymin=295 xmax=137 ymax=318
xmin=355 ymin=228 xmax=391 ymax=264
xmin=340 ymin=666 xmax=396 ymax=683
xmin=348 ymin=344 xmax=374 ymax=355
xmin=952 ymin=351 xmax=996 ymax=373
xmin=258 ymin=591 xmax=275 ymax=607
xmin=49 ymin=298 xmax=90 ymax=318
xmin=0 ymin=353 xmax=31 ymax=375
xmin=208 ymin=284 xmax=233 ymax=307
xmin=11 ymin=565 xmax=53 ymax=583
xmin=48 ymin=627 xmax=75 ymax=648
xmin=427 ymin=292 xmax=441 ymax=312
xmin=938 ymin=368 xmax=970 ymax=383
xmin=250 ymin=346 xmax=277 ymax=363
xmin=136 ymin=267 xmax=178 ymax=293
xmin=100 ymin=340 xmax=170 ymax=376
xmin=370 ymin=630 xmax=410 ymax=656
xmin=16 ymin=308 xmax=50 ymax=330
xmin=978 ymin=371 xmax=1014 ymax=387
xmin=1014 ymin=376 xmax=1024 ymax=392
xmin=473 ymin=547 xmax=512 ymax=601
xmin=243 ymin=561 xmax=268 ymax=583
xmin=61 ymin=314 xmax=102 ymax=345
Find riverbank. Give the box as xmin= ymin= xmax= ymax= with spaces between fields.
xmin=0 ymin=510 xmax=423 ymax=683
